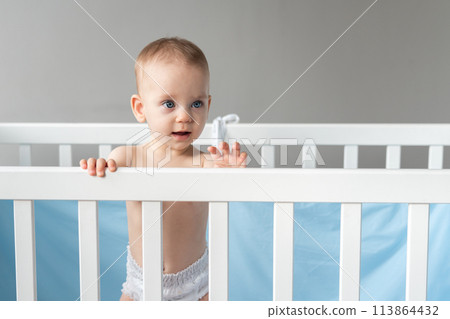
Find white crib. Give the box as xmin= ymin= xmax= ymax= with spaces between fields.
xmin=0 ymin=122 xmax=449 ymax=301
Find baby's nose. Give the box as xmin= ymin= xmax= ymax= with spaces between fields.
xmin=175 ymin=105 xmax=193 ymax=122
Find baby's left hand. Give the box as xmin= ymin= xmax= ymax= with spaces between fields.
xmin=207 ymin=142 xmax=247 ymax=168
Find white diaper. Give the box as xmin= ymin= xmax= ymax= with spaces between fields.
xmin=121 ymin=244 xmax=209 ymax=301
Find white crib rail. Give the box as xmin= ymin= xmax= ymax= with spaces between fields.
xmin=1 ymin=122 xmax=450 ymax=301
xmin=2 ymin=123 xmax=450 ymax=165
xmin=1 ymin=167 xmax=450 ymax=301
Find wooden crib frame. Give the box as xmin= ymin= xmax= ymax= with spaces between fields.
xmin=1 ymin=123 xmax=449 ymax=301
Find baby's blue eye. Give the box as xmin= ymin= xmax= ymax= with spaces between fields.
xmin=192 ymin=101 xmax=202 ymax=108
xmin=163 ymin=101 xmax=175 ymax=108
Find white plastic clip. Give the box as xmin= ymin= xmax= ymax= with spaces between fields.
xmin=211 ymin=113 xmax=240 ymax=155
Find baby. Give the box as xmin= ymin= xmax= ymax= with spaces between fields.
xmin=79 ymin=37 xmax=247 ymax=301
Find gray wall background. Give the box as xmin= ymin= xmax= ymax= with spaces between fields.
xmin=1 ymin=0 xmax=449 ymax=168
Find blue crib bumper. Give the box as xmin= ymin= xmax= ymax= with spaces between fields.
xmin=0 ymin=200 xmax=449 ymax=301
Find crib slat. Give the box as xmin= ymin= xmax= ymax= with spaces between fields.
xmin=13 ymin=200 xmax=37 ymax=301
xmin=19 ymin=145 xmax=31 ymax=166
xmin=339 ymin=203 xmax=362 ymax=301
xmin=386 ymin=145 xmax=401 ymax=169
xmin=273 ymin=202 xmax=294 ymax=301
xmin=340 ymin=146 xmax=361 ymax=300
xmin=261 ymin=145 xmax=276 ymax=168
xmin=78 ymin=200 xmax=100 ymax=301
xmin=344 ymin=145 xmax=359 ymax=169
xmin=209 ymin=202 xmax=229 ymax=300
xmin=99 ymin=144 xmax=112 ymax=159
xmin=428 ymin=145 xmax=444 ymax=169
xmin=59 ymin=144 xmax=72 ymax=167
xmin=280 ymin=145 xmax=288 ymax=167
xmin=142 ymin=201 xmax=163 ymax=301
xmin=406 ymin=203 xmax=429 ymax=301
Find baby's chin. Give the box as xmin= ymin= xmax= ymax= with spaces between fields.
xmin=168 ymin=142 xmax=194 ymax=154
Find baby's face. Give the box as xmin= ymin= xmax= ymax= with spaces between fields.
xmin=134 ymin=60 xmax=211 ymax=152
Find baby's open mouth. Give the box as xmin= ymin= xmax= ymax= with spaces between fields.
xmin=172 ymin=131 xmax=191 ymax=135
xmin=171 ymin=131 xmax=192 ymax=141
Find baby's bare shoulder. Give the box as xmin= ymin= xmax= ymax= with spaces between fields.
xmin=108 ymin=145 xmax=134 ymax=168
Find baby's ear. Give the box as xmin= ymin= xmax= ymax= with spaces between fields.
xmin=130 ymin=94 xmax=146 ymax=123
xmin=207 ymin=95 xmax=211 ymax=112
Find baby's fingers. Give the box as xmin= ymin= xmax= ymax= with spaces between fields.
xmin=230 ymin=142 xmax=241 ymax=164
xmin=86 ymin=158 xmax=97 ymax=176
xmin=96 ymin=158 xmax=107 ymax=177
xmin=107 ymin=159 xmax=117 ymax=172
xmin=207 ymin=146 xmax=222 ymax=161
xmin=237 ymin=152 xmax=248 ymax=168
xmin=218 ymin=142 xmax=229 ymax=163
xmin=79 ymin=159 xmax=87 ymax=169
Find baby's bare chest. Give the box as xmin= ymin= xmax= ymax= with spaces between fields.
xmin=126 ymin=200 xmax=209 ymax=230
xmin=130 ymin=145 xmax=203 ymax=168
xmin=126 ymin=146 xmax=207 ymax=223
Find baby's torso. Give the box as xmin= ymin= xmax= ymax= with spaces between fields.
xmin=125 ymin=144 xmax=209 ymax=274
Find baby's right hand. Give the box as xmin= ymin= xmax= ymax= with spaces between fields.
xmin=79 ymin=158 xmax=117 ymax=177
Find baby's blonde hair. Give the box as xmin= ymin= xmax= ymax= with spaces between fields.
xmin=134 ymin=36 xmax=210 ymax=95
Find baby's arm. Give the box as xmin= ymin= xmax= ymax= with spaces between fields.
xmin=79 ymin=146 xmax=127 ymax=177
